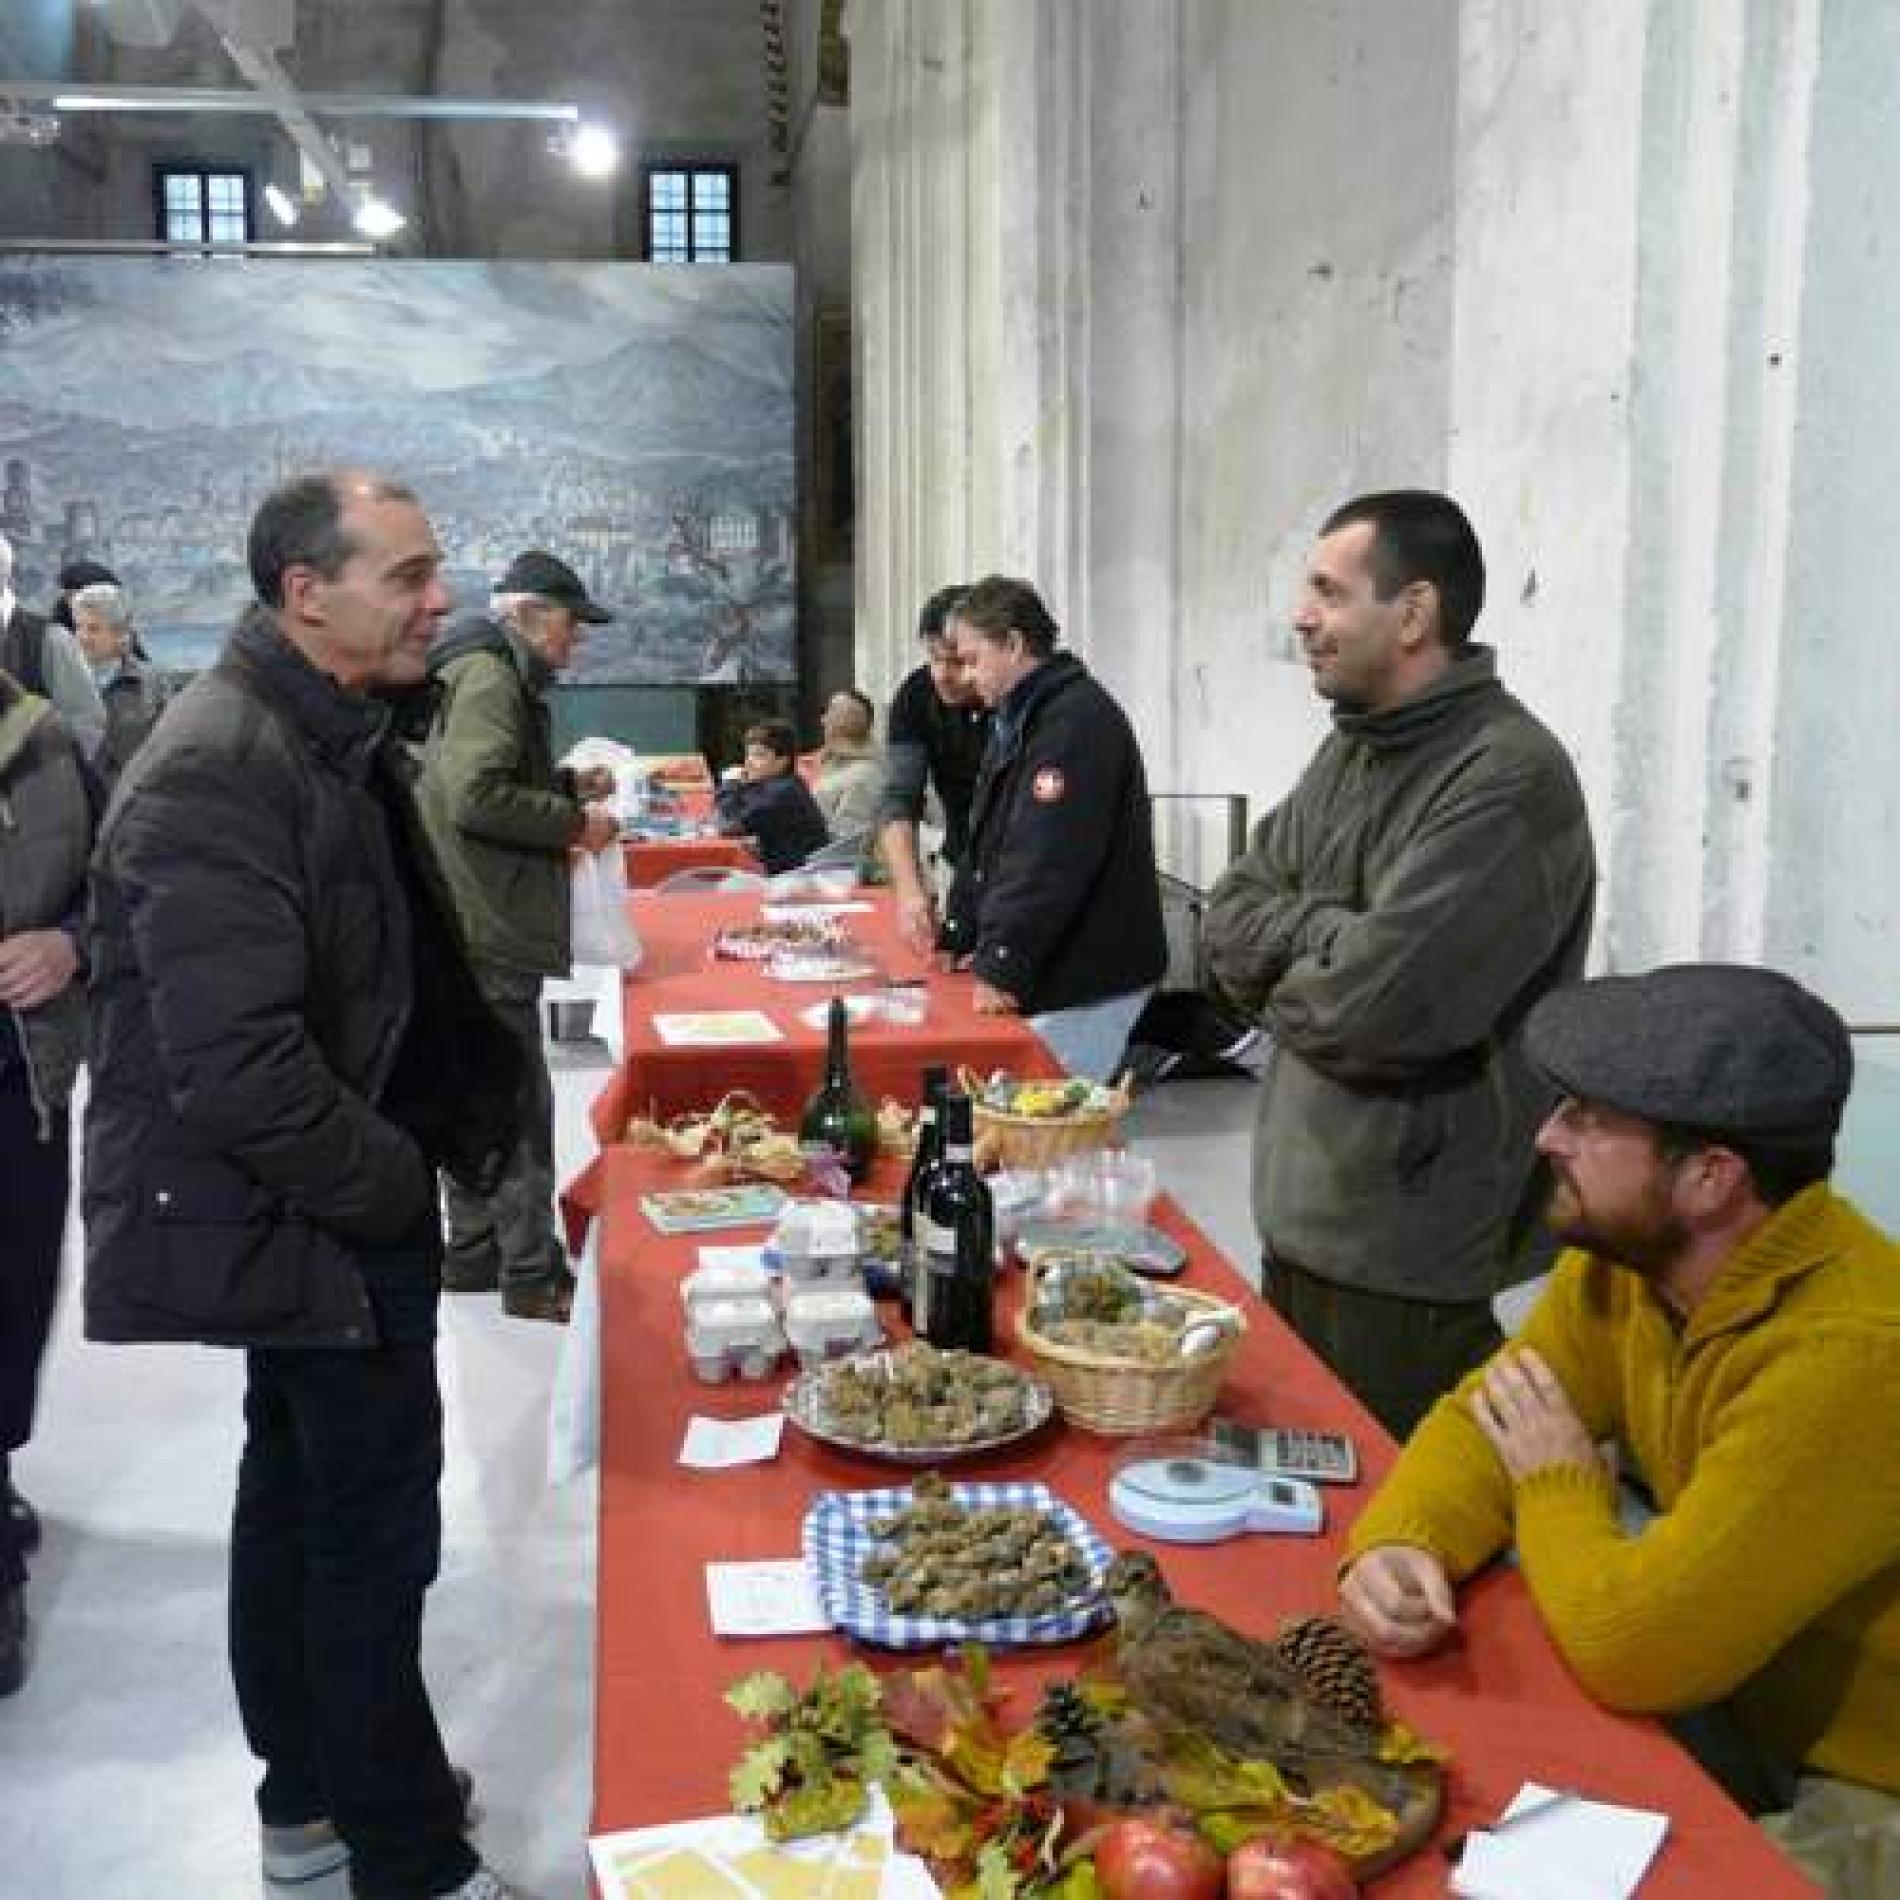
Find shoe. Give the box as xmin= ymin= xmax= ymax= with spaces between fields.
xmin=261 ymin=1819 xmax=349 ymax=1885
xmin=6 ymin=1486 xmax=39 ymax=1555
xmin=0 ymin=1584 xmax=25 ymax=1698
xmin=502 ymin=1270 xmax=574 ymax=1324
xmin=436 ymin=1867 xmax=519 ymax=1900
xmin=441 ymin=1251 xmax=501 ymax=1294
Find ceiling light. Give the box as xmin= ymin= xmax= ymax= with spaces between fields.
xmin=568 ymin=123 xmax=620 ymax=179
xmin=263 ymin=183 xmax=299 ymax=228
xmin=352 ymin=195 xmax=406 ymax=240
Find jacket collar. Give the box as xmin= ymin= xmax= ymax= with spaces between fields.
xmin=1331 ymin=644 xmax=1501 ymax=753
xmin=0 ymin=684 xmax=51 ymax=777
xmin=429 ymin=611 xmax=554 ymax=695
xmin=821 ymin=736 xmax=878 ymax=766
xmin=1679 ymin=1183 xmax=1857 ymax=1346
xmin=225 ymin=608 xmax=392 ymax=783
xmin=993 ymin=650 xmax=1084 ymax=752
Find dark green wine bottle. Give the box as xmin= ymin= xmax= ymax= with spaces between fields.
xmin=798 ymin=996 xmax=879 ymax=1182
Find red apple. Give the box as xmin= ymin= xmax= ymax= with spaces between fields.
xmin=1226 ymin=1832 xmax=1360 ymax=1899
xmin=1093 ymin=1816 xmax=1225 ymax=1900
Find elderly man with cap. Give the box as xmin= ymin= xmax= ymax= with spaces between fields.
xmin=417 ymin=551 xmax=620 ymax=1322
xmin=1340 ymin=963 xmax=1900 ymax=1889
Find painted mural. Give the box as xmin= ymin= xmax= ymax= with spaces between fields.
xmin=0 ymin=257 xmax=795 ymax=683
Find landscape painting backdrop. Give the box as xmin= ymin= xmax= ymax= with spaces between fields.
xmin=0 ymin=257 xmax=795 ymax=683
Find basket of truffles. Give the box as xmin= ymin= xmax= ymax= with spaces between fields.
xmin=1017 ymin=1256 xmax=1245 ymax=1434
xmin=783 ymin=1342 xmax=1053 ymax=1464
xmin=803 ymin=1471 xmax=1115 ymax=1647
xmin=963 ymin=1069 xmax=1131 ymax=1170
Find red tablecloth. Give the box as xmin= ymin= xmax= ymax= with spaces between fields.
xmin=591 ymin=1144 xmax=1812 ymax=1896
xmin=590 ymin=889 xmax=1061 ymax=1141
xmin=623 ymin=833 xmax=761 ymax=890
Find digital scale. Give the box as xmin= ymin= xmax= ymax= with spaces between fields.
xmin=1107 ymin=1436 xmax=1324 ymax=1544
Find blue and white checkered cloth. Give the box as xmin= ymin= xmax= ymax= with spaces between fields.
xmin=803 ymin=1480 xmax=1115 ymax=1650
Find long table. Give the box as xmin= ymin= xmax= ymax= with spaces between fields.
xmin=622 ymin=784 xmax=762 ymax=890
xmin=587 ymin=888 xmax=1060 ymax=1144
xmin=590 ymin=1144 xmax=1811 ymax=1895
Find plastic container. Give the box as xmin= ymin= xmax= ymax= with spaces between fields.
xmin=681 ymin=1259 xmax=772 ymax=1308
xmin=782 ymin=1288 xmax=882 ymax=1368
xmin=1047 ymin=1150 xmax=1160 ymax=1225
xmin=770 ymin=1200 xmax=863 ymax=1288
xmin=685 ymin=1296 xmax=786 ymax=1383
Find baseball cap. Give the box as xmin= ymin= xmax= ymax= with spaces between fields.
xmin=497 ymin=550 xmax=612 ymax=623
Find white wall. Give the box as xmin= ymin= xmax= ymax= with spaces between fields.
xmin=849 ymin=0 xmax=1900 ymax=1019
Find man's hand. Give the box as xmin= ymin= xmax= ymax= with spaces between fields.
xmin=577 ymin=803 xmax=620 ymax=854
xmin=1339 ymin=1544 xmax=1459 ymax=1658
xmin=972 ymin=978 xmax=1019 ymax=1015
xmin=1469 ymin=1348 xmax=1598 ymax=1482
xmin=0 ymin=929 xmax=81 ymax=1010
xmin=896 ymin=888 xmax=939 ymax=956
xmin=575 ymin=764 xmax=617 ymax=801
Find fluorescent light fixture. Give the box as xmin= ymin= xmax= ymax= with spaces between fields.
xmin=568 ymin=123 xmax=620 ymax=178
xmin=263 ymin=183 xmax=299 ymax=228
xmin=33 ymin=84 xmax=579 ymax=123
xmin=352 ymin=196 xmax=406 ymax=240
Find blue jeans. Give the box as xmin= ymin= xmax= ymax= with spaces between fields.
xmin=230 ymin=1265 xmax=476 ymax=1899
xmin=1028 ymin=985 xmax=1155 ymax=1083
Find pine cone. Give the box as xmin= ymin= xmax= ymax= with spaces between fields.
xmin=1274 ymin=1614 xmax=1383 ymax=1730
xmin=1035 ymin=1681 xmax=1105 ymax=1750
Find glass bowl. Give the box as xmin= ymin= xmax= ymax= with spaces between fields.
xmin=1046 ymin=1149 xmax=1160 ymax=1224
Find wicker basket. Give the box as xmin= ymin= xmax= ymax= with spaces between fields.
xmin=1016 ymin=1271 xmax=1245 ymax=1435
xmin=965 ymin=1073 xmax=1131 ymax=1170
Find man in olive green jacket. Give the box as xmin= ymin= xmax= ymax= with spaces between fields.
xmin=1206 ymin=492 xmax=1596 ymax=1438
xmin=417 ymin=551 xmax=618 ymax=1322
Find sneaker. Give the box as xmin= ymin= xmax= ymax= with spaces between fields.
xmin=436 ymin=1868 xmax=519 ymax=1900
xmin=261 ymin=1767 xmax=476 ymax=1885
xmin=0 ymin=1585 xmax=25 ymax=1698
xmin=441 ymin=1251 xmax=501 ymax=1294
xmin=260 ymin=1819 xmax=348 ymax=1885
xmin=502 ymin=1270 xmax=574 ymax=1324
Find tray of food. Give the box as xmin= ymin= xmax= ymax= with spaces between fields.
xmin=804 ymin=1472 xmax=1115 ymax=1648
xmin=784 ymin=1342 xmax=1053 ymax=1464
xmin=766 ymin=946 xmax=885 ymax=984
xmin=711 ymin=917 xmax=854 ymax=963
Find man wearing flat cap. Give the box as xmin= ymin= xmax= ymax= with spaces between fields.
xmin=1340 ymin=964 xmax=1900 ymax=1888
xmin=417 ymin=551 xmax=620 ymax=1322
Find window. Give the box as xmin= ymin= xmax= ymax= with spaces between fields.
xmin=642 ymin=164 xmax=737 ymax=263
xmin=155 ymin=165 xmax=253 ymax=245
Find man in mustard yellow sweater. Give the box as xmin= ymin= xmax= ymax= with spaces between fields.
xmin=1340 ymin=963 xmax=1900 ymax=1892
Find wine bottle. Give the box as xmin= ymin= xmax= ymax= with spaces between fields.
xmin=917 ymin=1091 xmax=995 ymax=1353
xmin=898 ymin=1066 xmax=950 ymax=1319
xmin=797 ymin=996 xmax=878 ymax=1182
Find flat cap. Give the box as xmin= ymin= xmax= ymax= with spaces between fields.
xmin=1525 ymin=963 xmax=1853 ymax=1145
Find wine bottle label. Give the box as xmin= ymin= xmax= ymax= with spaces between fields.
xmin=918 ymin=1213 xmax=956 ymax=1261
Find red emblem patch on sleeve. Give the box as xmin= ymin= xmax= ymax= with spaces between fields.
xmin=1031 ymin=766 xmax=1067 ymax=804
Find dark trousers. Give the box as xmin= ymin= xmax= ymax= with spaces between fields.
xmin=1264 ymin=1251 xmax=1504 ymax=1443
xmin=230 ymin=1308 xmax=476 ymax=1898
xmin=442 ymin=965 xmax=558 ymax=1289
xmin=0 ymin=1066 xmax=68 ymax=1588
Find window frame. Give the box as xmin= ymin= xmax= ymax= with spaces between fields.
xmin=640 ymin=161 xmax=739 ymax=264
xmin=153 ymin=162 xmax=256 ymax=247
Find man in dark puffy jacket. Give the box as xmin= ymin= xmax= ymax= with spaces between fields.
xmin=0 ymin=670 xmax=92 ymax=1697
xmin=940 ymin=576 xmax=1167 ymax=1081
xmin=417 ymin=550 xmax=620 ymax=1322
xmin=1206 ymin=491 xmax=1596 ymax=1440
xmin=85 ymin=472 xmax=526 ymax=1900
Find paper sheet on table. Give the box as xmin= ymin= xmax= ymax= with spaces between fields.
xmin=589 ymin=1785 xmax=941 ymax=1898
xmin=1450 ymin=1781 xmax=1670 ymax=1899
xmin=654 ymin=1009 xmax=784 ymax=1047
xmin=761 ymin=901 xmax=877 ymax=921
xmin=706 ymin=1559 xmax=832 ymax=1637
xmin=681 ymin=1413 xmax=785 ymax=1469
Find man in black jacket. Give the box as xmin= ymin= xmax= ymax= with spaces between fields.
xmin=940 ymin=576 xmax=1166 ymax=1080
xmin=85 ymin=472 xmax=525 ymax=1900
